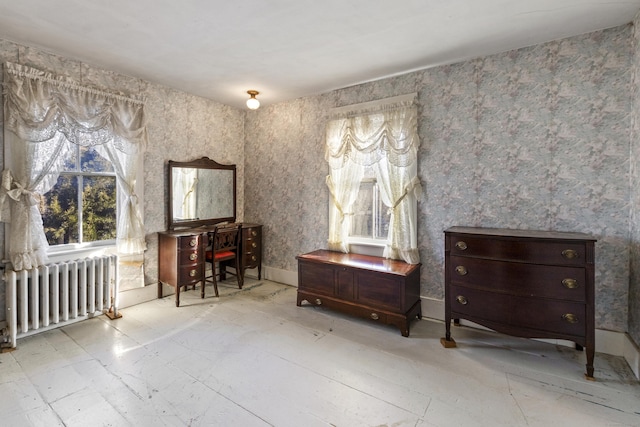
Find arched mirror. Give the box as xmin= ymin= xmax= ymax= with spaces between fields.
xmin=167 ymin=157 xmax=236 ymax=229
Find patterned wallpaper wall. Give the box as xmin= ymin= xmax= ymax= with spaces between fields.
xmin=245 ymin=25 xmax=634 ymax=333
xmin=629 ymin=16 xmax=640 ymax=346
xmin=0 ymin=39 xmax=246 ymax=318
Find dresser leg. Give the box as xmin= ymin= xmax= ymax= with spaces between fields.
xmin=585 ymin=347 xmax=595 ymax=380
xmin=175 ymin=286 xmax=180 ymax=307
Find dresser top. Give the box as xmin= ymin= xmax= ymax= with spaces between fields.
xmin=297 ymin=249 xmax=420 ymax=275
xmin=445 ymin=226 xmax=596 ymax=242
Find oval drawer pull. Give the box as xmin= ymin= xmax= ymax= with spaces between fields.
xmin=189 ymin=253 xmax=198 ymax=261
xmin=251 ymin=255 xmax=257 ymax=261
xmin=189 ymin=239 xmax=197 ymax=247
xmin=562 ymin=278 xmax=578 ymax=289
xmin=252 ymin=242 xmax=257 ymax=248
xmin=315 ymin=298 xmax=322 ymax=305
xmin=456 ymin=295 xmax=468 ymax=305
xmin=561 ymin=249 xmax=578 ymax=259
xmin=455 ymin=265 xmax=468 ymax=276
xmin=370 ymin=313 xmax=379 ymax=320
xmin=455 ymin=241 xmax=467 ymax=250
xmin=561 ymin=313 xmax=579 ymax=324
xmin=252 ymin=231 xmax=258 ymax=237
xmin=189 ymin=269 xmax=197 ymax=277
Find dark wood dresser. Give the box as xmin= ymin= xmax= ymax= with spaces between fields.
xmin=441 ymin=226 xmax=596 ymax=379
xmin=158 ymin=222 xmax=263 ymax=306
xmin=296 ymin=250 xmax=422 ymax=336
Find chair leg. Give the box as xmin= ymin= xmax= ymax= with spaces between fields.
xmin=235 ymin=258 xmax=243 ymax=289
xmin=213 ymin=263 xmax=219 ymax=297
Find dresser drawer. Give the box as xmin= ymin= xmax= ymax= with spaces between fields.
xmin=449 ymin=285 xmax=586 ymax=336
xmin=450 ymin=235 xmax=586 ymax=265
xmin=448 ymin=256 xmax=586 ymax=301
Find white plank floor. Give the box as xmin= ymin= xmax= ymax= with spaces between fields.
xmin=1 ymin=279 xmax=639 ymax=426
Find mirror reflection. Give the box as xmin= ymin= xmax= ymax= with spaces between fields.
xmin=168 ymin=157 xmax=236 ymax=229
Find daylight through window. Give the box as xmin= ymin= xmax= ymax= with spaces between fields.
xmin=41 ymin=146 xmax=117 ymax=246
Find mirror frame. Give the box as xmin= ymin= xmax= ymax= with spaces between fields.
xmin=167 ymin=156 xmax=237 ymax=230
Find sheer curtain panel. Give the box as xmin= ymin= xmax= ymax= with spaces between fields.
xmin=1 ymin=62 xmax=148 ymax=270
xmin=325 ymin=94 xmax=421 ymax=264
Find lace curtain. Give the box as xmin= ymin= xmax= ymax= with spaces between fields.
xmin=325 ymin=94 xmax=421 ymax=264
xmin=1 ymin=62 xmax=148 ymax=270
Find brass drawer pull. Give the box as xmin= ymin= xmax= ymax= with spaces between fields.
xmin=455 ymin=265 xmax=467 ymax=276
xmin=562 ymin=278 xmax=578 ymax=289
xmin=251 ymin=230 xmax=258 ymax=237
xmin=252 ymin=242 xmax=257 ymax=248
xmin=561 ymin=249 xmax=578 ymax=259
xmin=456 ymin=295 xmax=468 ymax=305
xmin=315 ymin=298 xmax=322 ymax=305
xmin=189 ymin=269 xmax=197 ymax=277
xmin=189 ymin=239 xmax=197 ymax=247
xmin=562 ymin=313 xmax=579 ymax=324
xmin=370 ymin=313 xmax=379 ymax=320
xmin=251 ymin=255 xmax=257 ymax=261
xmin=189 ymin=253 xmax=198 ymax=261
xmin=455 ymin=241 xmax=467 ymax=250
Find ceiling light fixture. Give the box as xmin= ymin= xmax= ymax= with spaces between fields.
xmin=246 ymin=90 xmax=260 ymax=110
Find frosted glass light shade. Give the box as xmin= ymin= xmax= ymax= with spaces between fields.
xmin=246 ymin=97 xmax=260 ymax=109
xmin=246 ymin=90 xmax=260 ymax=110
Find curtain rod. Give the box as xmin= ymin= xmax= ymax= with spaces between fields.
xmin=329 ymin=93 xmax=417 ymax=117
xmin=4 ymin=61 xmax=145 ymax=105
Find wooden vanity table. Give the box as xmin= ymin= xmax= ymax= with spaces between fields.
xmin=157 ymin=157 xmax=263 ymax=306
xmin=158 ymin=223 xmax=262 ymax=306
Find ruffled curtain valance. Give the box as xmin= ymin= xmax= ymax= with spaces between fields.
xmin=1 ymin=62 xmax=148 ymax=270
xmin=325 ymin=94 xmax=421 ymax=264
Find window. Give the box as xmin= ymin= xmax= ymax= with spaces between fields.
xmin=349 ymin=170 xmax=390 ymax=243
xmin=41 ymin=146 xmax=116 ymax=246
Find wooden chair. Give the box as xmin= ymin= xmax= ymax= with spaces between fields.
xmin=202 ymin=223 xmax=243 ymax=298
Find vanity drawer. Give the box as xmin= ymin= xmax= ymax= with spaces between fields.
xmin=178 ymin=263 xmax=204 ymax=284
xmin=242 ymin=225 xmax=262 ymax=267
xmin=177 ymin=234 xmax=202 ymax=250
xmin=448 ymin=256 xmax=586 ymax=301
xmin=178 ymin=249 xmax=201 ymax=265
xmin=450 ymin=235 xmax=587 ymax=265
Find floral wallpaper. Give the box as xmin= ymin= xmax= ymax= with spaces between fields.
xmin=246 ymin=24 xmax=634 ymax=333
xmin=0 ymin=39 xmax=245 ymax=320
xmin=629 ymin=15 xmax=640 ymax=346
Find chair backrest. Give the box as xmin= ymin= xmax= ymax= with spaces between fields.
xmin=211 ymin=223 xmax=242 ymax=255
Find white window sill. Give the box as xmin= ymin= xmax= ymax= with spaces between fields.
xmin=47 ymin=242 xmax=117 ymax=264
xmin=347 ymin=238 xmax=386 ymax=257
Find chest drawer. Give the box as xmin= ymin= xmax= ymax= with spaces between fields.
xmin=448 ymin=255 xmax=586 ymax=301
xmin=450 ymin=235 xmax=586 ymax=265
xmin=178 ymin=248 xmax=201 ymax=265
xmin=449 ymin=285 xmax=586 ymax=336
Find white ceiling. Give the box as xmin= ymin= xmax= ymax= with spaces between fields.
xmin=0 ymin=0 xmax=639 ymax=109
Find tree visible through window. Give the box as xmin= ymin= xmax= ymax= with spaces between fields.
xmin=40 ymin=146 xmax=116 ymax=245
